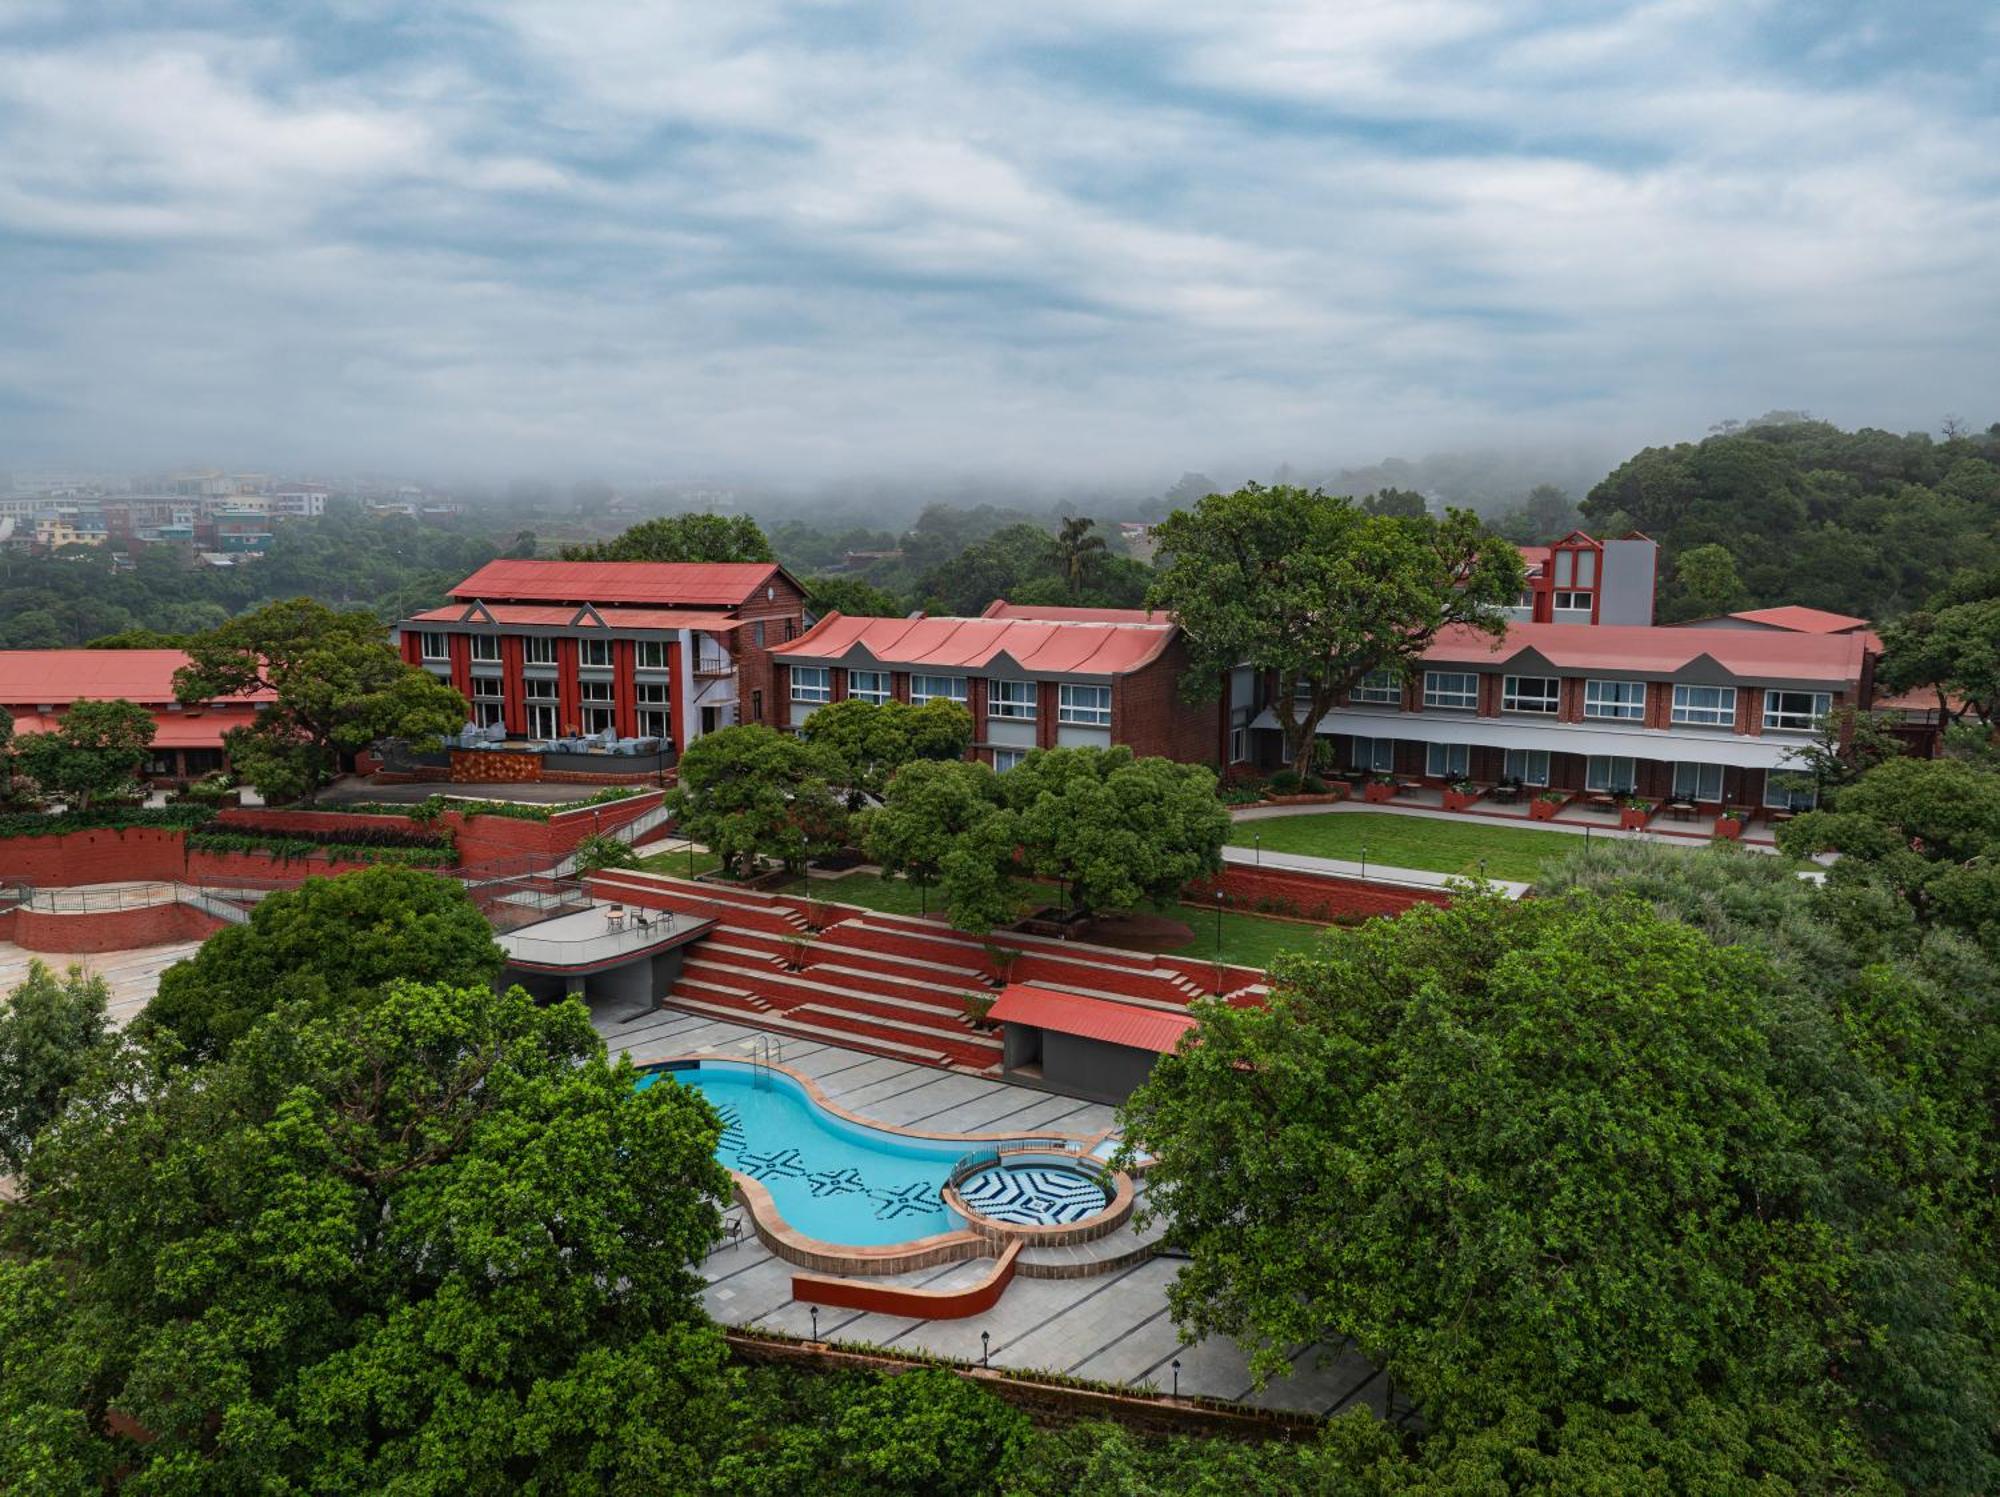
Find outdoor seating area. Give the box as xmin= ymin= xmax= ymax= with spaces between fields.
xmin=455 ymin=722 xmax=666 ymax=757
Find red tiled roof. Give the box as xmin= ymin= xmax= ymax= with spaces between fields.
xmin=447 ymin=559 xmax=786 ymax=607
xmin=1424 ymin=621 xmax=1867 ymax=683
xmin=988 ymin=984 xmax=1197 ymax=1054
xmin=407 ymin=602 xmax=744 ymax=631
xmin=10 ymin=706 xmax=263 ymax=750
xmin=1727 ymin=605 xmax=1871 ymax=634
xmin=0 ymin=650 xmax=275 ymax=708
xmin=774 ymin=611 xmax=1175 ymax=676
xmin=980 ymin=600 xmax=1170 ymax=624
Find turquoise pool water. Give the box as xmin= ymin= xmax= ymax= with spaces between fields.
xmin=639 ymin=1062 xmax=986 ymax=1246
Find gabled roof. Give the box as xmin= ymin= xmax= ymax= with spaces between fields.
xmin=8 ymin=706 xmax=265 ymax=749
xmin=0 ymin=650 xmax=276 ymax=708
xmin=980 ymin=600 xmax=1170 ymax=624
xmin=1724 ymin=605 xmax=1871 ymax=634
xmin=988 ymin=984 xmax=1197 ymax=1054
xmin=774 ymin=611 xmax=1176 ymax=677
xmin=446 ymin=559 xmax=793 ymax=608
xmin=1423 ymin=621 xmax=1867 ymax=683
xmin=407 ymin=602 xmax=743 ymax=632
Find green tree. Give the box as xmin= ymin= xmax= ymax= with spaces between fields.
xmin=83 ymin=627 xmax=189 ymax=649
xmin=799 ymin=698 xmax=973 ymax=796
xmin=14 ymin=697 xmax=156 ymax=808
xmin=5 ymin=609 xmax=63 ymax=649
xmin=803 ymin=575 xmax=907 ymax=619
xmin=570 ymin=832 xmax=642 ymax=873
xmin=1149 ymin=485 xmax=1523 ymax=777
xmin=1359 ymin=487 xmax=1427 ymax=518
xmin=861 ymin=759 xmax=1005 ymax=908
xmin=1669 ymin=541 xmax=1748 ymax=618
xmin=563 ymin=513 xmax=773 ymax=563
xmin=1879 ymin=596 xmax=2000 ymax=728
xmin=0 ymin=961 xmax=109 ymax=1176
xmin=141 ymin=864 xmax=503 ymax=1064
xmin=0 ymin=980 xmax=735 ymax=1492
xmin=667 ymin=725 xmax=847 ymax=877
xmin=1051 ymin=515 xmax=1109 ymax=598
xmin=175 ymin=598 xmax=467 ymax=803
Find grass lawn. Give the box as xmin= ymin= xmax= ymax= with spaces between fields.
xmin=1231 ymin=810 xmax=1583 ymax=882
xmin=1178 ymin=905 xmax=1341 ymax=972
xmin=633 ymin=845 xmax=723 ymax=878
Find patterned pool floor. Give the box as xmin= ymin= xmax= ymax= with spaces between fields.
xmin=957 ymin=1165 xmax=1108 ymax=1225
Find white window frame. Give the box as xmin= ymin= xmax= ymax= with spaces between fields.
xmin=1673 ymin=762 xmax=1724 ymax=802
xmin=1763 ymin=773 xmax=1819 ymax=811
xmin=526 ymin=703 xmax=558 ymax=739
xmin=910 ymin=674 xmax=968 ymax=706
xmin=992 ymin=748 xmax=1026 ymax=773
xmin=471 ymin=699 xmax=505 ymax=729
xmin=1229 ymin=706 xmax=1250 ymax=764
xmin=1350 ymin=735 xmax=1395 ymax=773
xmin=989 ymin=679 xmax=1037 ymax=720
xmin=471 ymin=676 xmax=504 ymax=701
xmin=638 ymin=709 xmax=669 ymax=741
xmin=1502 ymin=675 xmax=1560 ymax=714
xmin=1762 ymin=690 xmax=1831 ymax=733
xmin=1553 ymin=591 xmax=1592 ymax=612
xmin=1503 ymin=748 xmax=1549 ymax=787
xmin=469 ymin=635 xmax=500 ymax=663
xmin=846 ymin=670 xmax=889 ymax=704
xmin=635 ymin=681 xmax=668 ymax=707
xmin=636 ymin=640 xmax=666 ymax=670
xmin=579 ymin=638 xmax=611 ymax=669
xmin=1423 ymin=671 xmax=1478 ymax=710
xmin=1057 ymin=683 xmax=1112 ymax=727
xmin=581 ymin=703 xmax=616 ymax=735
xmin=1585 ymin=755 xmax=1637 ymax=793
xmin=1583 ymin=679 xmax=1646 ymax=721
xmin=419 ymin=631 xmax=449 ymax=661
xmin=1349 ymin=669 xmax=1401 ymax=705
xmin=579 ymin=679 xmax=613 ymax=703
xmin=1671 ymin=684 xmax=1736 ymax=727
xmin=523 ymin=636 xmax=556 ymax=666
xmin=1425 ymin=742 xmax=1470 ymax=779
xmin=790 ymin=666 xmax=831 ymax=703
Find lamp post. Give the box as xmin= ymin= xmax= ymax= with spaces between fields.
xmin=809 ymin=1306 xmax=819 ymax=1343
xmin=1253 ymin=831 xmax=1261 ymax=867
xmin=981 ymin=1331 xmax=990 ymax=1368
xmin=687 ymin=837 xmax=696 ymax=881
xmin=1213 ymin=889 xmax=1224 ymax=995
xmin=1360 ymin=843 xmax=1367 ymax=882
xmin=1172 ymin=1358 xmax=1181 ymax=1398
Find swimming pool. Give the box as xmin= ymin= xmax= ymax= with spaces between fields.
xmin=638 ymin=1060 xmax=1103 ymax=1248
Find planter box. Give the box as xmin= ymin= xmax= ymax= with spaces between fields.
xmin=1259 ymin=788 xmax=1349 ymax=806
xmin=1362 ymin=782 xmax=1399 ymax=804
xmin=1618 ymin=806 xmax=1653 ymax=830
xmin=1529 ymin=797 xmax=1566 ymax=821
xmin=1441 ymin=789 xmax=1480 ymax=812
xmin=1713 ymin=818 xmax=1745 ymax=841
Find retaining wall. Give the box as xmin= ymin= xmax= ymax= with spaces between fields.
xmin=1186 ymin=865 xmax=1450 ymax=922
xmin=0 ymin=827 xmax=189 ymax=885
xmin=216 ymin=791 xmax=664 ymax=872
xmin=0 ymin=900 xmax=225 ymax=953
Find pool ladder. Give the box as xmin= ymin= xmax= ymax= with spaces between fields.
xmin=751 ymin=1034 xmax=783 ymax=1090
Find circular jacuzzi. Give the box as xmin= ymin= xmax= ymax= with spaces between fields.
xmin=953 ymin=1160 xmax=1110 ymax=1227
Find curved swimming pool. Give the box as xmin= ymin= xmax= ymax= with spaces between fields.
xmin=638 ymin=1060 xmax=1097 ymax=1248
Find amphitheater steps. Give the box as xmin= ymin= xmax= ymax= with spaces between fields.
xmin=657 ymin=994 xmax=959 ymax=1068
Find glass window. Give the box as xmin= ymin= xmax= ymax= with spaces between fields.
xmin=471 ymin=676 xmax=503 ymax=700
xmin=1553 ymin=591 xmax=1592 ymax=612
xmin=1764 ymin=772 xmax=1819 ymax=811
xmin=846 ymin=669 xmax=889 ymax=704
xmin=1423 ymin=672 xmax=1478 ymax=710
xmin=1503 ymin=676 xmax=1560 ymax=713
xmin=1350 ymin=736 xmax=1395 ymax=773
xmin=1584 ymin=679 xmax=1645 ymax=720
xmin=993 ymin=748 xmax=1026 ymax=773
xmin=1349 ymin=669 xmax=1401 ymax=705
xmin=469 ymin=635 xmax=499 ymax=663
xmin=1575 ymin=550 xmax=1597 ymax=586
xmin=524 ymin=678 xmax=557 ymax=703
xmin=791 ymin=666 xmax=831 ymax=703
xmin=523 ymin=636 xmax=556 ymax=666
xmin=635 ymin=682 xmax=667 ymax=706
xmin=581 ymin=704 xmax=615 ymax=734
xmin=1425 ymin=742 xmax=1470 ymax=778
xmin=1504 ymin=748 xmax=1549 ymax=786
xmin=1763 ymin=690 xmax=1831 ymax=732
xmin=1555 ymin=550 xmax=1574 ymax=586
xmin=911 ymin=674 xmax=968 ymax=705
xmin=636 ymin=640 xmax=666 ymax=670
xmin=1671 ymin=684 xmax=1736 ymax=726
xmin=580 ymin=638 xmax=611 ymax=668
xmin=472 ymin=699 xmax=504 ymax=729
xmin=526 ymin=704 xmax=558 ymax=739
xmin=419 ymin=631 xmax=448 ymax=661
xmin=989 ymin=679 xmax=1037 ymax=720
xmin=1058 ymin=683 xmax=1112 ymax=726
xmin=1229 ymin=706 xmax=1250 ymax=764
xmin=1673 ymin=762 xmax=1724 ymax=801
xmin=638 ymin=708 xmax=669 ymax=740
xmin=1586 ymin=755 xmax=1637 ymax=793
xmin=579 ymin=679 xmax=613 ymax=703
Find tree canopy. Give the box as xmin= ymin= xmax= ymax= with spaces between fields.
xmin=1148 ymin=485 xmax=1523 ymax=775
xmin=14 ymin=697 xmax=156 ymax=808
xmin=802 ymin=575 xmax=906 ymax=619
xmin=562 ymin=513 xmax=773 ymax=563
xmin=0 ymin=980 xmax=733 ymax=1492
xmin=0 ymin=961 xmax=110 ymax=1177
xmin=666 ymin=725 xmax=847 ymax=876
xmin=861 ymin=758 xmax=1004 ymax=894
xmin=174 ymin=598 xmax=467 ymax=803
xmin=141 ymin=864 xmax=504 ymax=1063
xmin=797 ymin=698 xmax=973 ymax=796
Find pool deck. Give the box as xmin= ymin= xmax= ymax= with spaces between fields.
xmin=593 ymin=994 xmax=1405 ymax=1421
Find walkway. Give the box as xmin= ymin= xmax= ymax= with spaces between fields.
xmin=1220 ymin=843 xmax=1532 ymax=899
xmin=0 ymin=939 xmax=206 ymax=1029
xmin=1230 ymin=794 xmax=1792 ymax=854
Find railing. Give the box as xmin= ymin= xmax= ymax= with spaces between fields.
xmin=495 ymin=909 xmax=680 ymax=967
xmin=946 ymin=1150 xmax=1004 ymax=1191
xmin=0 ymin=880 xmax=262 ymax=924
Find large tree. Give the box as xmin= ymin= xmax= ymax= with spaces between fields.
xmin=141 ymin=864 xmax=504 ymax=1064
xmin=562 ymin=513 xmax=773 ymax=563
xmin=175 ymin=598 xmax=467 ymax=803
xmin=1051 ymin=515 xmax=1108 ymax=598
xmin=802 ymin=575 xmax=907 ymax=619
xmin=14 ymin=697 xmax=156 ymax=808
xmin=0 ymin=979 xmax=734 ymax=1492
xmin=667 ymin=725 xmax=847 ymax=877
xmin=861 ymin=758 xmax=1005 ymax=911
xmin=1878 ymin=594 xmax=2000 ymax=729
xmin=0 ymin=961 xmax=110 ymax=1177
xmin=1148 ymin=485 xmax=1523 ymax=776
xmin=798 ymin=698 xmax=972 ymax=797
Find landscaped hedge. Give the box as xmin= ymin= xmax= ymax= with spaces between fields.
xmin=328 ymin=786 xmax=639 ymax=824
xmin=0 ymin=805 xmax=217 ymax=839
xmin=186 ymin=830 xmax=455 ymax=867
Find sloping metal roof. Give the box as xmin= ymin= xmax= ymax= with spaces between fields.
xmin=989 ymin=983 xmax=1198 ymax=1054
xmin=447 ymin=559 xmax=788 ymax=607
xmin=1424 ymin=621 xmax=1867 ymax=685
xmin=1725 ymin=605 xmax=1871 ymax=634
xmin=406 ymin=602 xmax=743 ymax=631
xmin=775 ymin=611 xmax=1176 ymax=678
xmin=980 ymin=600 xmax=1171 ymax=624
xmin=0 ymin=650 xmax=275 ymax=707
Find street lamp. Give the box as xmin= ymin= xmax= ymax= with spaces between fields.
xmin=1213 ymin=889 xmax=1224 ymax=995
xmin=981 ymin=1331 xmax=991 ymax=1368
xmin=810 ymin=1306 xmax=819 ymax=1343
xmin=1360 ymin=843 xmax=1367 ymax=881
xmin=1172 ymin=1358 xmax=1181 ymax=1398
xmin=1253 ymin=831 xmax=1261 ymax=867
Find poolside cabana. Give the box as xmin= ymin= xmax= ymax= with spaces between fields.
xmin=989 ymin=984 xmax=1197 ymax=1103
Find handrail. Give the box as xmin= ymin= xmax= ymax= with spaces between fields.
xmin=945 ymin=1149 xmax=1004 ymax=1191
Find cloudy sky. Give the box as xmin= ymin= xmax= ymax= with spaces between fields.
xmin=1 ymin=1 xmax=1995 ymax=483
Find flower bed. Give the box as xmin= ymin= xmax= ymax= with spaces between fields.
xmin=186 ymin=830 xmax=455 ymax=867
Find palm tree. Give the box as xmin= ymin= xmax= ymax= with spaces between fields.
xmin=1052 ymin=516 xmax=1107 ymax=599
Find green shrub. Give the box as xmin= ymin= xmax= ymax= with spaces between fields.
xmin=1267 ymin=768 xmax=1301 ymax=794
xmin=186 ymin=830 xmax=454 ymax=867
xmin=0 ymin=805 xmax=215 ymax=839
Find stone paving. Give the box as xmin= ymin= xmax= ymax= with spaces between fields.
xmin=0 ymin=939 xmax=206 ymax=1028
xmin=594 ymin=994 xmax=1400 ymax=1419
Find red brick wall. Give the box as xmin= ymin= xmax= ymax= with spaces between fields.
xmin=8 ymin=901 xmax=224 ymax=954
xmin=1112 ymin=638 xmax=1219 ymax=766
xmin=1186 ymin=865 xmax=1450 ymax=923
xmin=451 ymin=748 xmax=544 ymax=782
xmin=0 ymin=827 xmax=190 ymax=884
xmin=216 ymin=792 xmax=664 ymax=872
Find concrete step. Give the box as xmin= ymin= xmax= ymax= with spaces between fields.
xmin=670 ymin=978 xmax=773 ymax=1015
xmin=791 ymin=1003 xmax=1002 ymax=1055
xmin=684 ymin=954 xmax=978 ymax=1024
xmin=660 ymin=996 xmax=955 ymax=1067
